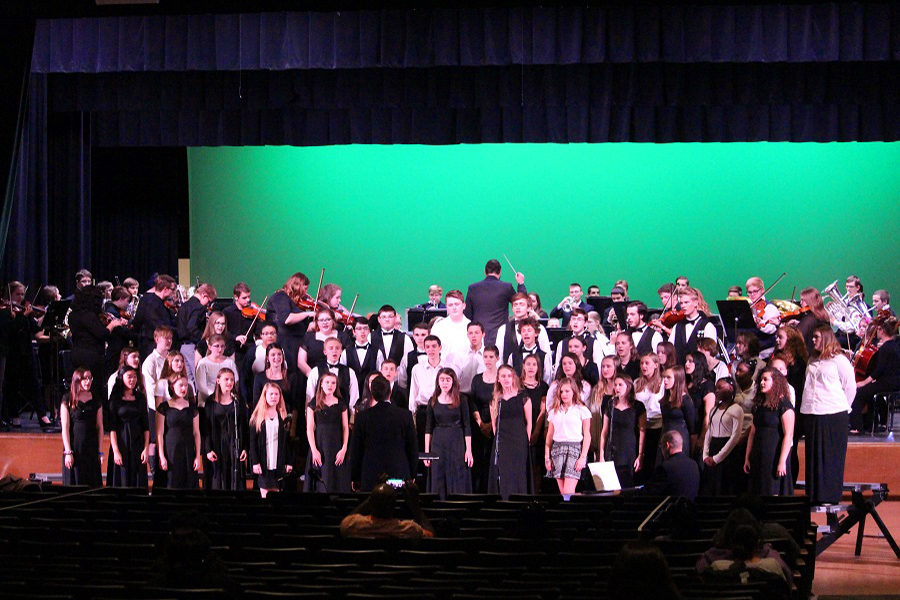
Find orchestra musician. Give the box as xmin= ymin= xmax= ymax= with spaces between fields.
xmin=223 ymin=282 xmax=256 ymax=360
xmin=871 ymin=289 xmax=893 ymax=317
xmin=268 ymin=272 xmax=315 ymax=374
xmin=176 ymin=282 xmax=217 ymax=390
xmin=668 ymin=287 xmax=717 ymax=364
xmin=626 ymin=301 xmax=663 ymax=356
xmin=419 ymin=284 xmax=445 ymax=310
xmin=103 ymin=286 xmax=137 ymax=378
xmin=549 ymin=283 xmax=591 ymax=328
xmin=850 ymin=317 xmax=899 ymax=434
xmin=603 ymin=286 xmax=627 ymax=328
xmin=796 ymin=287 xmax=832 ymax=355
xmin=746 ymin=277 xmax=780 ymax=354
xmin=131 ymin=274 xmax=177 ymax=360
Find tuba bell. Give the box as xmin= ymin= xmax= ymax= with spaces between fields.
xmin=822 ymin=280 xmax=866 ymax=334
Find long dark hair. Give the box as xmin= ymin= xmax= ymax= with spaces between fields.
xmin=686 ymin=350 xmax=711 ymax=390
xmin=429 ymin=367 xmax=460 ymax=409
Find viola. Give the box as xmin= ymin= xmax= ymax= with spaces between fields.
xmin=241 ymin=302 xmax=268 ymax=321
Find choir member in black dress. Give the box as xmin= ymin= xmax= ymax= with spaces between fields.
xmin=305 ymin=373 xmax=351 ymax=493
xmin=424 ymin=368 xmax=473 ymax=498
xmin=253 ymin=343 xmax=303 ymax=417
xmin=69 ymin=285 xmax=128 ymax=414
xmin=204 ymin=368 xmax=248 ymax=491
xmin=544 ymin=377 xmax=592 ymax=495
xmin=801 ymin=325 xmax=855 ymax=505
xmin=588 ymin=356 xmax=617 ymax=462
xmin=488 ymin=365 xmax=532 ymax=499
xmin=598 ymin=374 xmax=646 ymax=488
xmin=107 ymin=347 xmax=141 ymax=398
xmin=744 ymin=368 xmax=795 ymax=496
xmin=249 ymin=383 xmax=294 ymax=497
xmin=469 ymin=345 xmax=498 ymax=493
xmin=155 ymin=375 xmax=201 ymax=489
xmin=521 ymin=353 xmax=549 ymax=491
xmin=614 ymin=331 xmax=641 ymax=380
xmin=701 ymin=378 xmax=745 ymax=496
xmin=132 ymin=274 xmax=177 ymax=359
xmin=685 ymin=350 xmax=716 ymax=456
xmin=567 ymin=336 xmax=599 ymax=388
xmin=268 ymin=272 xmax=315 ymax=375
xmin=660 ymin=366 xmax=696 ymax=456
xmin=298 ymin=308 xmax=341 ymax=377
xmin=107 ymin=367 xmax=150 ymax=488
xmin=548 ymin=353 xmax=591 ymax=406
xmin=61 ymin=368 xmax=103 ymax=486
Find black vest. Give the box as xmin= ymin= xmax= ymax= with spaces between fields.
xmin=345 ymin=344 xmax=380 ymax=391
xmin=511 ymin=344 xmax=546 ymax=378
xmin=373 ymin=330 xmax=406 ymax=365
xmin=673 ymin=316 xmax=710 ymax=364
xmin=502 ymin=318 xmax=520 ymax=364
xmin=631 ymin=325 xmax=655 ymax=356
xmin=322 ymin=363 xmax=353 ymax=403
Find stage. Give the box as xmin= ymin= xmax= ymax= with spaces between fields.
xmin=3 ymin=425 xmax=899 ymax=496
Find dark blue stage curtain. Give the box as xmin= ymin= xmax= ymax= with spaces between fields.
xmin=30 ymin=5 xmax=898 ymax=72
xmin=4 ymin=3 xmax=899 ymax=286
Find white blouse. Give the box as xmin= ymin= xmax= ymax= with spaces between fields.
xmin=547 ymin=404 xmax=592 ymax=443
xmin=801 ymin=354 xmax=856 ymax=415
xmin=635 ymin=384 xmax=664 ymax=426
xmin=265 ymin=417 xmax=279 ymax=470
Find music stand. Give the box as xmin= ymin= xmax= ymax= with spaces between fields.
xmin=611 ymin=302 xmax=628 ymax=327
xmin=42 ymin=299 xmax=71 ymax=332
xmin=406 ymin=307 xmax=447 ymax=329
xmin=586 ymin=296 xmax=612 ymax=317
xmin=715 ymin=300 xmax=755 ymax=346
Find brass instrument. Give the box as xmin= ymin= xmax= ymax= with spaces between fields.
xmin=822 ymin=280 xmax=866 ymax=334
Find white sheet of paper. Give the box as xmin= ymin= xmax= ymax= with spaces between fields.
xmin=588 ymin=461 xmax=621 ymax=491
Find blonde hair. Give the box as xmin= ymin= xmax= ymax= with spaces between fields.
xmin=551 ymin=377 xmax=586 ymax=413
xmin=634 ymin=353 xmax=662 ymax=394
xmin=811 ymin=324 xmax=844 ymax=361
xmin=213 ymin=367 xmax=237 ymax=405
xmin=249 ymin=382 xmax=288 ymax=431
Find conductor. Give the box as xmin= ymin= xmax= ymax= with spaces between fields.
xmin=464 ymin=258 xmax=526 ymax=345
xmin=351 ymin=375 xmax=419 ymax=492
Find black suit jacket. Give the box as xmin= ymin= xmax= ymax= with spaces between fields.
xmin=643 ymin=451 xmax=700 ymax=500
xmin=463 ymin=276 xmax=527 ymax=345
xmin=350 ymin=400 xmax=418 ymax=491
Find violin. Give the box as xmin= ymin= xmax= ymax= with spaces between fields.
xmin=659 ymin=309 xmax=686 ymax=328
xmin=164 ymin=298 xmax=179 ymax=315
xmin=241 ymin=302 xmax=268 ymax=321
xmin=1 ymin=300 xmax=34 ymax=316
xmin=779 ymin=306 xmax=810 ymax=321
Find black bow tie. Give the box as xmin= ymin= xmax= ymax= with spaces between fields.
xmin=382 ymin=330 xmax=394 ymax=336
xmin=326 ymin=363 xmax=338 ymax=369
xmin=687 ymin=316 xmax=699 ymax=324
xmin=356 ymin=344 xmax=369 ymax=350
xmin=522 ymin=347 xmax=537 ymax=355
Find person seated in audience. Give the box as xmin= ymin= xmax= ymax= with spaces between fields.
xmin=607 ymin=541 xmax=682 ymax=600
xmin=340 ymin=480 xmax=434 ymax=539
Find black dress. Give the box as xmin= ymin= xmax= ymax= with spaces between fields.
xmin=688 ymin=378 xmax=714 ymax=437
xmin=600 ymin=398 xmax=646 ymax=488
xmin=62 ymin=398 xmax=102 ymax=487
xmin=106 ymin=394 xmax=149 ymax=488
xmin=301 ymin=332 xmax=333 ymax=372
xmin=488 ymin=393 xmax=531 ymax=499
xmin=426 ymin=400 xmax=472 ymax=498
xmin=253 ymin=371 xmax=304 ymax=413
xmin=661 ymin=394 xmax=696 ymax=449
xmin=522 ymin=381 xmax=549 ymax=489
xmin=157 ymin=402 xmax=199 ymax=489
xmin=204 ymin=400 xmax=247 ymax=491
xmin=304 ymin=399 xmax=351 ymax=493
xmin=469 ymin=374 xmax=495 ymax=493
xmin=750 ymin=398 xmax=794 ymax=496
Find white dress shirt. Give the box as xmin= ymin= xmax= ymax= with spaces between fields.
xmin=635 ymin=384 xmax=664 ymax=426
xmin=409 ymin=358 xmax=458 ymax=413
xmin=306 ymin=364 xmax=360 ymax=410
xmin=430 ymin=315 xmax=471 ymax=360
xmin=449 ymin=345 xmax=485 ymax=394
xmin=630 ymin=325 xmax=663 ymax=354
xmin=397 ymin=348 xmax=426 ymax=390
xmin=801 ymin=354 xmax=856 ymax=415
xmin=141 ymin=350 xmax=167 ymax=412
xmin=547 ymin=379 xmax=591 ymax=411
xmin=195 ymin=356 xmax=239 ymax=407
xmin=668 ymin=317 xmax=718 ymax=345
xmin=547 ymin=404 xmax=592 ymax=443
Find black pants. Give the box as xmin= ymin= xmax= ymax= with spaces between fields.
xmin=850 ymin=380 xmax=895 ymax=431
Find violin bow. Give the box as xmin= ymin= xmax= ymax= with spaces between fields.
xmin=243 ymin=294 xmax=269 ymax=341
xmin=347 ymin=293 xmax=360 ymax=320
xmin=313 ymin=268 xmax=325 ymax=308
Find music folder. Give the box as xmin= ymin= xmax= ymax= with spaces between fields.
xmin=587 ymin=461 xmax=621 ymax=492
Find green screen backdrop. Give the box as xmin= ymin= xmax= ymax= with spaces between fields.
xmin=188 ymin=143 xmax=899 ymax=317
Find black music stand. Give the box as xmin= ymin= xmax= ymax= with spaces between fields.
xmin=42 ymin=300 xmax=71 ymax=332
xmin=716 ymin=300 xmax=755 ymax=346
xmin=611 ymin=302 xmax=628 ymax=327
xmin=406 ymin=307 xmax=447 ymax=329
xmin=586 ymin=296 xmax=612 ymax=317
